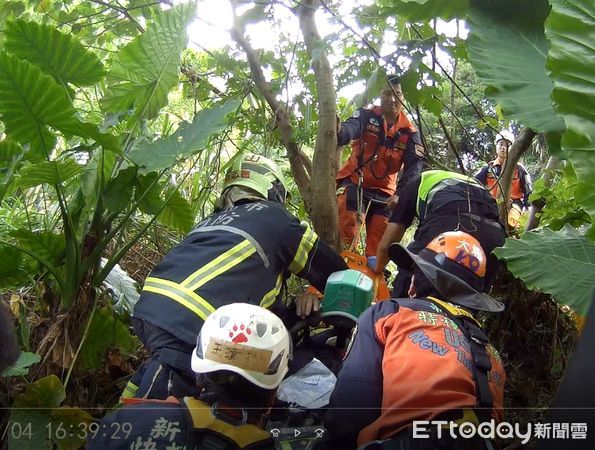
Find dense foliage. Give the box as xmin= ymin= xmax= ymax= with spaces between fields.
xmin=0 ymin=1 xmax=593 ymax=449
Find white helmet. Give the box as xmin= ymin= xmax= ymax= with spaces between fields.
xmin=191 ymin=303 xmax=291 ymax=390
xmin=494 ymin=130 xmax=514 ymax=147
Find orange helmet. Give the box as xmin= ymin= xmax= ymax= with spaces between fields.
xmin=388 ymin=231 xmax=503 ymax=312
xmin=426 ymin=231 xmax=486 ymax=278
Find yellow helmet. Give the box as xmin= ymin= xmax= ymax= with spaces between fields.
xmin=223 ymin=153 xmax=287 ymax=203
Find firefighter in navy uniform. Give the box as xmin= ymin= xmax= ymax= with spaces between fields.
xmin=126 ymin=153 xmax=347 ymax=400
xmin=321 ymin=232 xmax=506 ymax=450
xmin=375 ymin=169 xmax=505 ymax=297
xmin=475 ymin=130 xmax=533 ymax=211
xmin=336 ymin=76 xmax=425 ymax=257
xmin=87 ymin=304 xmax=290 ymax=450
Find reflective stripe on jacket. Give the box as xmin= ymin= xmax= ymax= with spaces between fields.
xmin=133 ymin=201 xmax=322 ymax=346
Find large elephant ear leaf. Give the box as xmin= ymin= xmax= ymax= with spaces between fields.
xmin=494 ymin=225 xmax=595 ymax=318
xmin=467 ymin=0 xmax=565 ymax=133
xmin=0 ymin=52 xmax=118 ymax=159
xmin=4 ymin=20 xmax=106 ymax=86
xmin=545 ymin=0 xmax=595 ymax=239
xmin=101 ymin=3 xmax=195 ymax=121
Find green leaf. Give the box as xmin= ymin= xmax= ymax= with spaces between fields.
xmin=4 ymin=20 xmax=106 ymax=86
xmin=158 ymin=187 xmax=195 ymax=233
xmin=103 ymin=165 xmax=137 ymax=213
xmin=0 ymin=138 xmax=23 ymax=162
xmin=13 ymin=375 xmax=65 ymax=409
xmin=101 ymin=3 xmax=195 ymax=121
xmin=494 ymin=225 xmax=595 ymax=316
xmin=377 ymin=0 xmax=468 ymax=20
xmin=467 ymin=0 xmax=565 ymax=132
xmin=0 ymin=139 xmax=24 ymax=201
xmin=2 ymin=352 xmax=40 ymax=377
xmin=10 ymin=230 xmax=65 ymax=268
xmin=0 ymin=244 xmax=28 ymax=287
xmin=135 ymin=172 xmax=163 ymax=215
xmin=347 ymin=68 xmax=386 ymax=110
xmin=9 ymin=376 xmax=92 ymax=450
xmin=0 ymin=52 xmax=118 ymax=158
xmin=129 ymin=98 xmax=240 ymax=172
xmin=51 ymin=408 xmax=93 ymax=450
xmin=17 ymin=159 xmax=81 ymax=189
xmin=78 ymin=308 xmax=138 ymax=369
xmin=545 ymin=0 xmax=595 ymax=239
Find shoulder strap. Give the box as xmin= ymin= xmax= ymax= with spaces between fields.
xmin=425 ymin=297 xmax=494 ymax=422
xmin=183 ymin=398 xmax=273 ymax=450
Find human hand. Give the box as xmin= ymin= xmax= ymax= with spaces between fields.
xmin=296 ymin=291 xmax=322 ymax=319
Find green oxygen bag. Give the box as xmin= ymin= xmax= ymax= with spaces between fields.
xmin=321 ymin=269 xmax=374 ymax=326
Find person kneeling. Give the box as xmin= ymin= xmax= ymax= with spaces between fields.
xmin=322 ymin=231 xmax=506 ymax=450
xmin=87 ymin=303 xmax=290 ymax=450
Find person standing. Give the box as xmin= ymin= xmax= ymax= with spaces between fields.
xmin=336 ymin=76 xmax=425 ymax=257
xmin=475 ymin=130 xmax=533 ymax=211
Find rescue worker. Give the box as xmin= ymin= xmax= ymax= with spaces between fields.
xmin=336 ymin=75 xmax=425 ymax=257
xmin=322 ymin=231 xmax=506 ymax=449
xmin=87 ymin=303 xmax=289 ymax=450
xmin=375 ymin=169 xmax=505 ymax=297
xmin=126 ymin=153 xmax=347 ymax=400
xmin=475 ymin=130 xmax=533 ymax=210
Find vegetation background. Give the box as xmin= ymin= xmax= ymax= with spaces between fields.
xmin=0 ymin=0 xmax=593 ymax=448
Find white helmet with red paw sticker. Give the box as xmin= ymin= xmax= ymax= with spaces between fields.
xmin=191 ymin=303 xmax=291 ymax=389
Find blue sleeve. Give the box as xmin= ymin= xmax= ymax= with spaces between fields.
xmin=337 ymin=108 xmax=367 ymax=145
xmin=395 ymin=131 xmax=424 ymax=194
xmin=475 ymin=166 xmax=489 ymax=185
xmin=322 ymin=301 xmax=397 ymax=449
xmin=389 ymin=175 xmax=419 ymax=227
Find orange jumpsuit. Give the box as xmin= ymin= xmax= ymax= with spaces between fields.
xmin=336 ymin=106 xmax=424 ymax=256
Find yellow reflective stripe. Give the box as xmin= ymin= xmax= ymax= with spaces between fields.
xmin=181 ymin=240 xmax=255 ymax=290
xmin=121 ymin=381 xmax=138 ymax=399
xmin=288 ymin=226 xmax=318 ymax=274
xmin=144 ymin=277 xmax=215 ymax=320
xmin=427 ymin=296 xmax=480 ymax=326
xmin=260 ymin=274 xmax=283 ymax=309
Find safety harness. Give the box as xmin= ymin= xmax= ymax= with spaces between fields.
xmin=184 ymin=398 xmax=274 ymax=450
xmin=425 ymin=297 xmax=495 ymax=424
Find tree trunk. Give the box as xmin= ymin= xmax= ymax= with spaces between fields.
xmin=498 ymin=127 xmax=536 ymax=226
xmin=296 ymin=0 xmax=340 ymax=248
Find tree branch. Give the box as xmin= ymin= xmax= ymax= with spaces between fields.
xmin=438 ymin=117 xmax=465 ymax=174
xmin=498 ymin=127 xmax=536 ymax=226
xmin=229 ymin=1 xmax=312 ymax=212
xmin=96 ymin=0 xmax=145 ymax=32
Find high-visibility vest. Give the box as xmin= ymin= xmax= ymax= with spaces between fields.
xmin=416 ymin=170 xmax=484 ymax=220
